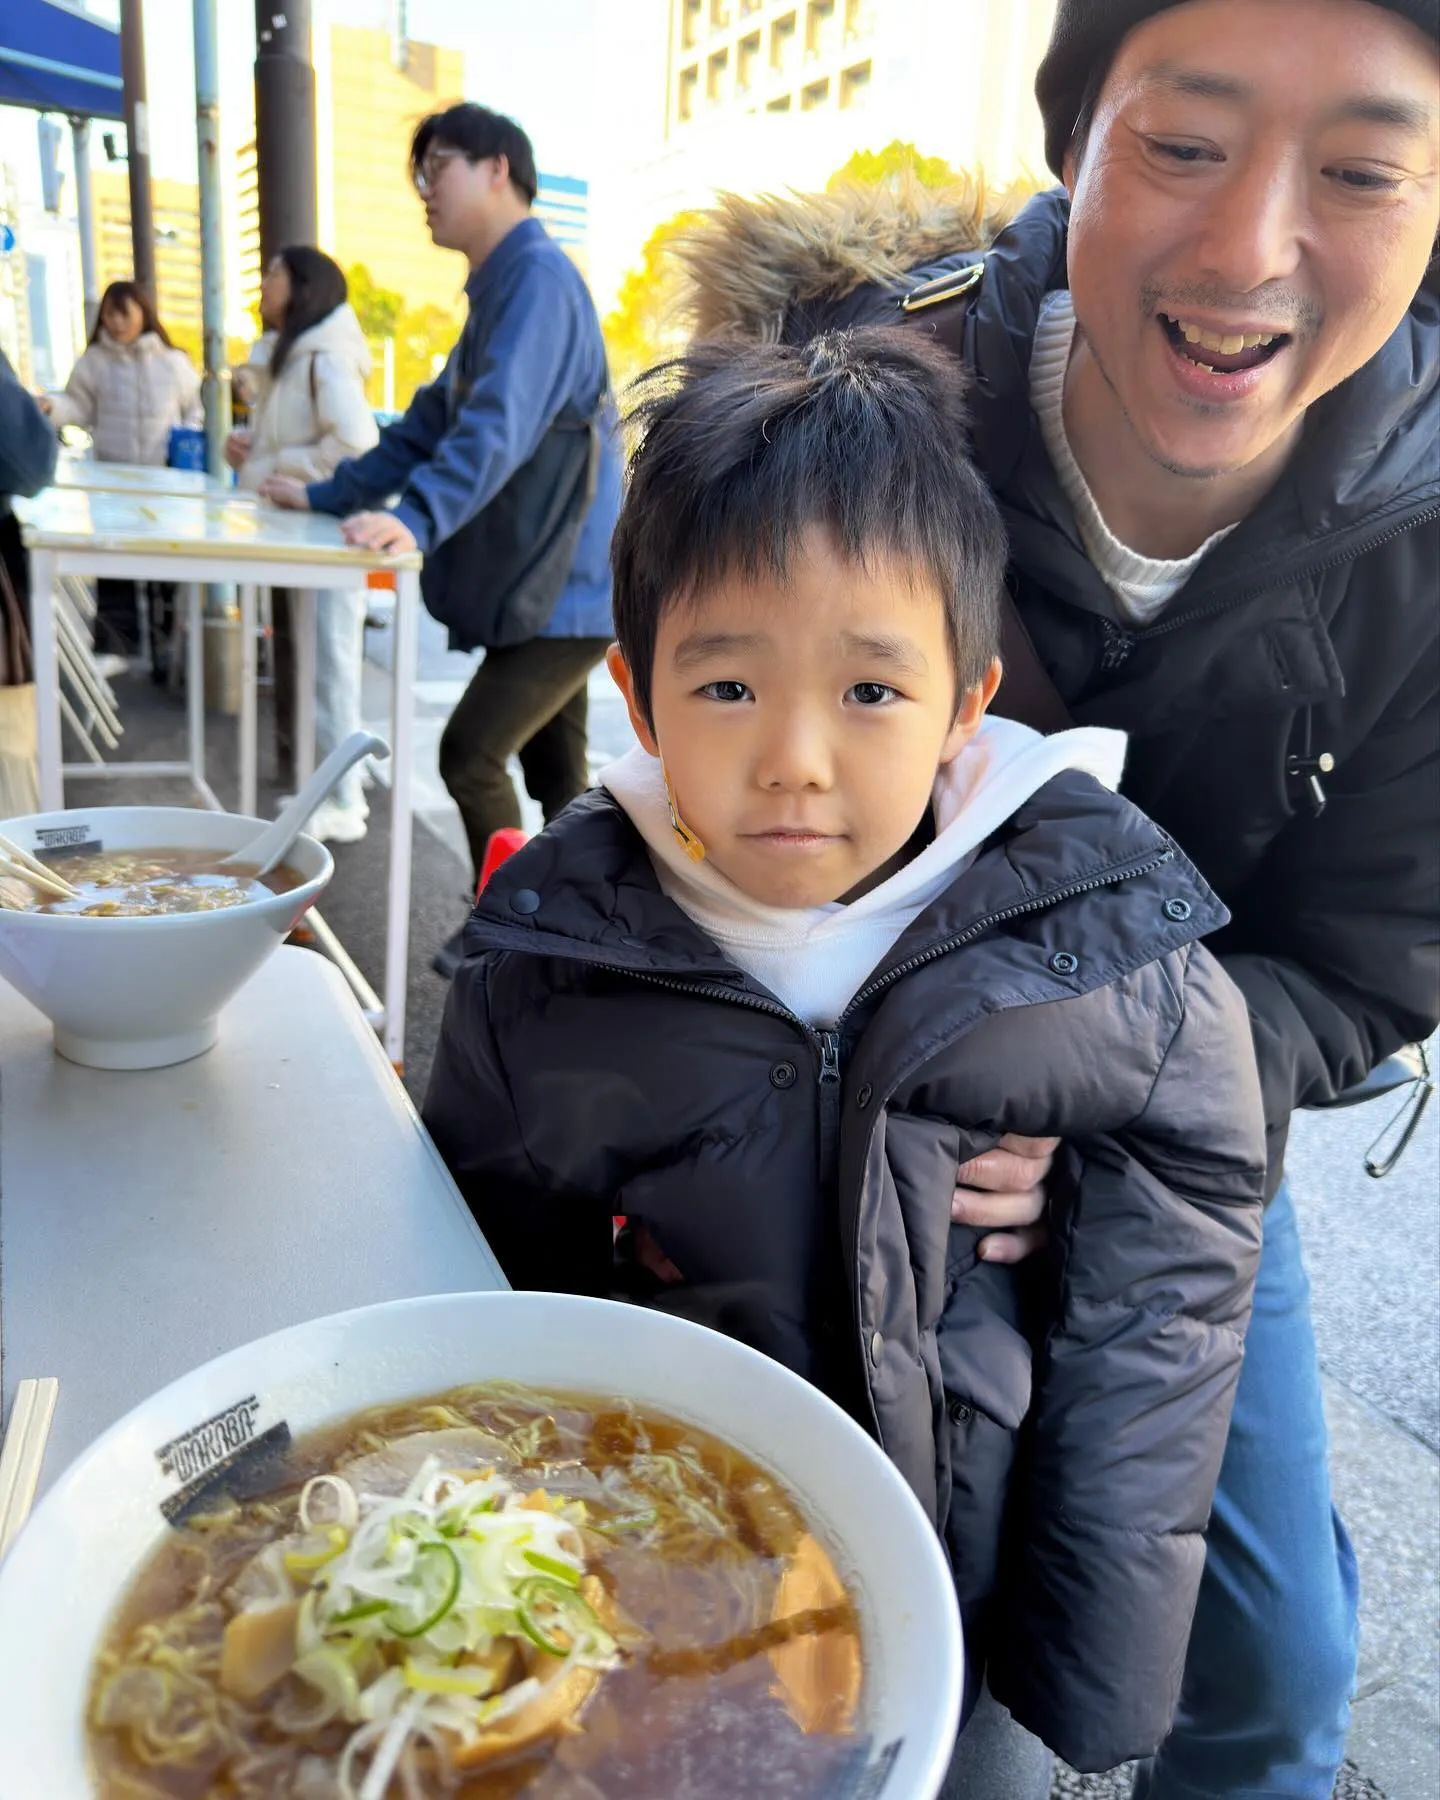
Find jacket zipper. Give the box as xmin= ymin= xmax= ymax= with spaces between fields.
xmin=545 ymin=842 xmax=1175 ymax=1424
xmin=1096 ymin=504 xmax=1440 ymax=670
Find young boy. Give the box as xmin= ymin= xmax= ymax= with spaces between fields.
xmin=422 ymin=329 xmax=1265 ymax=1774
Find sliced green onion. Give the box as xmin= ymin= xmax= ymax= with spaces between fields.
xmin=386 ymin=1541 xmax=462 ymax=1640
xmin=521 ymin=1549 xmax=582 ymax=1586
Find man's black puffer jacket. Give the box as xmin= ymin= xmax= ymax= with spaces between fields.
xmin=810 ymin=188 xmax=1440 ymax=1187
xmin=423 ymin=772 xmax=1266 ymax=1770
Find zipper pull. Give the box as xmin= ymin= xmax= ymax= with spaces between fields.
xmin=818 ymin=1031 xmax=841 ymax=1084
xmin=1286 ymin=751 xmax=1334 ymax=817
xmin=1100 ymin=622 xmax=1135 ymax=671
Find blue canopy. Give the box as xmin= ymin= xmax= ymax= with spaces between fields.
xmin=0 ymin=0 xmax=123 ymax=120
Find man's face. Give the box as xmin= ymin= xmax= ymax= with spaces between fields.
xmin=608 ymin=527 xmax=997 ymax=910
xmin=1065 ymin=0 xmax=1439 ymax=480
xmin=418 ymin=147 xmax=510 ymax=251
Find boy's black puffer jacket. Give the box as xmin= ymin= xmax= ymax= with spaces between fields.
xmin=423 ymin=772 xmax=1266 ymax=1772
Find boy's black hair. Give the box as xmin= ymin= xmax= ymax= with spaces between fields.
xmin=410 ymin=103 xmax=538 ymax=205
xmin=612 ymin=327 xmax=1007 ymax=724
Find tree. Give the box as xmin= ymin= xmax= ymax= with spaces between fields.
xmin=600 ymin=212 xmax=702 ymax=394
xmin=827 ymin=141 xmax=963 ymax=192
xmin=346 ymin=263 xmax=404 ymax=342
xmin=343 ymin=264 xmax=462 ymax=410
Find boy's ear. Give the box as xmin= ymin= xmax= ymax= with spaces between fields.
xmin=605 ymin=642 xmax=661 ymax=757
xmin=938 ymin=657 xmax=1004 ymax=765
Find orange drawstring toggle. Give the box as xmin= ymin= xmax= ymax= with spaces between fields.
xmin=663 ymin=769 xmax=705 ymax=863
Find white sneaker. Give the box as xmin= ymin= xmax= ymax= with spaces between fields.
xmin=302 ymin=796 xmax=369 ymax=845
xmin=93 ymin=653 xmax=129 ymax=681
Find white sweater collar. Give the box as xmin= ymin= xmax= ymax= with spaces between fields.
xmin=600 ymin=717 xmax=1127 ymax=1024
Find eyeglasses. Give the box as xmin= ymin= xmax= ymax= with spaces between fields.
xmin=414 ymin=148 xmax=469 ymax=197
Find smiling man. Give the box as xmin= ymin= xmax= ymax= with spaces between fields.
xmin=674 ymin=1 xmax=1439 ymax=1796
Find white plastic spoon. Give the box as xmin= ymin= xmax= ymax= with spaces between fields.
xmin=220 ymin=731 xmax=390 ymax=877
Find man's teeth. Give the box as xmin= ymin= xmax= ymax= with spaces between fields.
xmin=1173 ymin=320 xmax=1280 ymax=354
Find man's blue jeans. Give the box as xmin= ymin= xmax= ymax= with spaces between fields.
xmin=1133 ymin=1180 xmax=1360 ymax=1799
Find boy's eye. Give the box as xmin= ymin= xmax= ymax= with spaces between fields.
xmin=697 ymin=679 xmax=753 ymax=703
xmin=847 ymin=681 xmax=899 ymax=707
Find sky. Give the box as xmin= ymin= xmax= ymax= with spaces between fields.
xmin=57 ymin=0 xmax=630 ymax=187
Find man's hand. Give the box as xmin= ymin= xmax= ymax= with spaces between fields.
xmin=341 ymin=511 xmax=418 ymax=555
xmin=223 ymin=428 xmax=251 ymax=470
xmin=257 ymin=474 xmax=310 ymax=510
xmin=952 ymin=1133 xmax=1059 ymax=1264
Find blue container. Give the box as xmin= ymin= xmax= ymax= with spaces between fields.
xmin=167 ymin=426 xmax=207 ymax=472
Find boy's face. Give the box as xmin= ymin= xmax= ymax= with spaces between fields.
xmin=609 ymin=526 xmax=1000 ymax=909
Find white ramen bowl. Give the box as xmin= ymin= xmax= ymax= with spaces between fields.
xmin=0 ymin=1291 xmax=964 ymax=1800
xmin=0 ymin=805 xmax=332 ymax=1069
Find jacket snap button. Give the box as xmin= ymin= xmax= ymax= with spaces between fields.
xmin=770 ymin=1061 xmax=797 ymax=1089
xmin=856 ymin=1083 xmax=873 ymax=1109
xmin=869 ymin=1330 xmax=884 ymax=1366
xmin=509 ymin=889 xmax=541 ymax=916
xmin=948 ymin=1399 xmax=973 ymax=1425
xmin=1048 ymin=950 xmax=1079 ymax=975
xmin=1163 ymin=897 xmax=1193 ymax=922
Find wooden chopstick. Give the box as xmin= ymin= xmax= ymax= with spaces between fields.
xmin=0 ymin=854 xmax=75 ymax=902
xmin=0 ymin=834 xmax=79 ymax=900
xmin=0 ymin=1378 xmax=59 ymax=1562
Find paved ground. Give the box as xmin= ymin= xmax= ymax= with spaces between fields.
xmin=60 ymin=619 xmax=1440 ymax=1799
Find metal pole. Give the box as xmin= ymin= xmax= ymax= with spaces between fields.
xmin=193 ymin=0 xmax=230 ymax=475
xmin=118 ymin=0 xmax=157 ymax=297
xmin=68 ymin=117 xmax=100 ymax=336
xmin=254 ymin=0 xmax=318 ymax=261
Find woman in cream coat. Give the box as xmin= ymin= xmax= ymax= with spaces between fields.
xmin=229 ymin=248 xmax=379 ymax=842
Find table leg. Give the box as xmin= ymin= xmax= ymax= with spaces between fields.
xmin=185 ymin=585 xmax=212 ymax=806
xmin=383 ymin=570 xmax=419 ymax=1067
xmin=238 ymin=584 xmax=258 ymax=817
xmin=30 ymin=551 xmax=63 ymax=811
xmin=295 ymin=588 xmax=318 ymax=789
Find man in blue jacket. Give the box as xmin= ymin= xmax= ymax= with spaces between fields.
xmin=262 ymin=104 xmax=621 ymax=976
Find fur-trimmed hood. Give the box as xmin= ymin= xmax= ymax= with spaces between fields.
xmin=673 ymin=173 xmax=1037 ymax=343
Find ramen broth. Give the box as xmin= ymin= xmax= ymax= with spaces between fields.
xmin=22 ymin=847 xmax=302 ymax=917
xmin=87 ymin=1386 xmax=867 ymax=1800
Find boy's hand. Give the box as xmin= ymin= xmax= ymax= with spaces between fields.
xmin=952 ymin=1134 xmax=1058 ymax=1264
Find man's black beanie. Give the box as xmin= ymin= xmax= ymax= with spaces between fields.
xmin=1036 ymin=0 xmax=1440 ymax=176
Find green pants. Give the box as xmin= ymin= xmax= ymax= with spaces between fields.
xmin=438 ymin=635 xmax=610 ymax=882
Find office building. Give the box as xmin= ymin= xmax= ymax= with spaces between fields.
xmin=662 ymin=0 xmax=1058 ymax=180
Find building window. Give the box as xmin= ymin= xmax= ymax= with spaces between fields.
xmin=766 ymin=93 xmax=792 ymax=111
xmin=801 ymin=76 xmax=830 ymax=109
xmin=740 ymin=0 xmax=764 ymax=12
xmin=844 ymin=0 xmax=873 ymax=36
xmin=709 ymin=0 xmax=731 ymax=26
xmin=770 ymin=10 xmax=797 ymax=71
xmin=737 ymin=31 xmax=761 ymax=91
xmin=707 ymin=47 xmax=729 ymax=101
xmin=805 ymin=0 xmax=835 ymax=57
xmin=839 ymin=59 xmax=871 ymax=107
xmin=681 ymin=0 xmax=703 ymax=51
xmin=677 ymin=62 xmax=699 ymax=120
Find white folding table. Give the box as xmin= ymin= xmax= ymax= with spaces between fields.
xmin=0 ymin=948 xmax=506 ymax=1503
xmin=15 ymin=487 xmax=423 ymax=1063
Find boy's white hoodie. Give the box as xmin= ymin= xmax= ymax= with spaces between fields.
xmin=601 ymin=716 xmax=1128 ymax=1026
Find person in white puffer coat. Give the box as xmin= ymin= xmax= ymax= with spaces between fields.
xmin=43 ymin=280 xmax=201 ymax=465
xmin=42 ymin=281 xmax=202 ymax=665
xmin=229 ymin=248 xmax=380 ymax=843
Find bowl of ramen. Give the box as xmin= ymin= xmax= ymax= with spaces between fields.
xmin=0 ymin=1291 xmax=964 ymax=1800
xmin=0 ymin=805 xmax=331 ymax=1070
